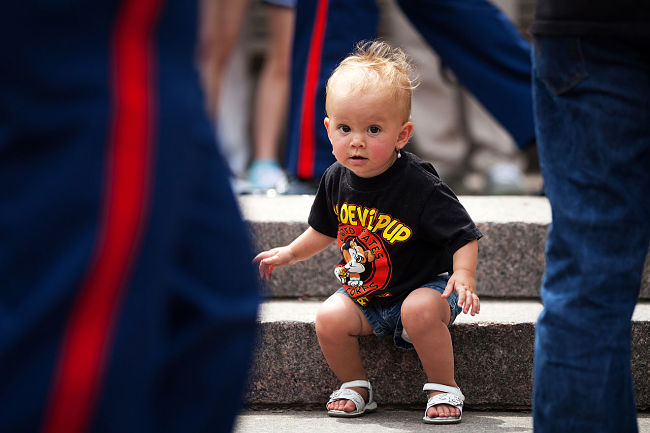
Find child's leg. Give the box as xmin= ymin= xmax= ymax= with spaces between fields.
xmin=401 ymin=287 xmax=460 ymax=419
xmin=315 ymin=292 xmax=375 ymax=413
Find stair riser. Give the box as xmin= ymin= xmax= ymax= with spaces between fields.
xmin=245 ymin=321 xmax=649 ymax=409
xmin=248 ymin=222 xmax=650 ymax=299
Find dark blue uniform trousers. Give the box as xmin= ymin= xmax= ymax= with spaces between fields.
xmin=0 ymin=1 xmax=260 ymax=432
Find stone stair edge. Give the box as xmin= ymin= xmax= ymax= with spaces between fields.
xmin=240 ymin=195 xmax=650 ymax=299
xmin=238 ymin=195 xmax=552 ymax=223
xmin=257 ymin=298 xmax=650 ymax=324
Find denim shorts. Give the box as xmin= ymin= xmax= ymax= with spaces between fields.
xmin=336 ymin=274 xmax=462 ymax=350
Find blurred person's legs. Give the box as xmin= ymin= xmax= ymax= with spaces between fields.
xmin=247 ymin=0 xmax=295 ymax=192
xmin=285 ymin=0 xmax=534 ymax=191
xmin=379 ymin=0 xmax=526 ymax=194
xmin=285 ymin=0 xmax=379 ymax=186
xmin=378 ymin=0 xmax=466 ymax=179
xmin=217 ymin=34 xmax=253 ymax=182
xmin=532 ymin=35 xmax=650 ymax=433
xmin=198 ymin=0 xmax=251 ymax=119
xmin=199 ymin=0 xmax=252 ymax=188
xmin=461 ymin=91 xmax=527 ymax=194
xmin=396 ymin=0 xmax=535 ymax=151
xmin=0 ymin=1 xmax=259 ymax=432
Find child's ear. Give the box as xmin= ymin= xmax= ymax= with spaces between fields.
xmin=324 ymin=117 xmax=334 ymax=144
xmin=397 ymin=121 xmax=414 ymax=149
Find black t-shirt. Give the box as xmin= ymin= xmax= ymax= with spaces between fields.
xmin=308 ymin=151 xmax=482 ymax=307
xmin=531 ymin=0 xmax=650 ymax=37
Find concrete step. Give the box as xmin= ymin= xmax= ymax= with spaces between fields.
xmin=239 ymin=195 xmax=650 ymax=299
xmin=244 ymin=299 xmax=650 ymax=410
xmin=234 ymin=409 xmax=650 ymax=433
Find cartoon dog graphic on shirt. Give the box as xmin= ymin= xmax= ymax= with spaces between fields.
xmin=334 ymin=238 xmax=376 ymax=287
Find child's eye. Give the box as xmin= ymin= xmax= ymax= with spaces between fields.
xmin=368 ymin=125 xmax=381 ymax=134
xmin=338 ymin=125 xmax=351 ymax=133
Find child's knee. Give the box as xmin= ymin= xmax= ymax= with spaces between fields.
xmin=315 ymin=299 xmax=351 ymax=338
xmin=401 ymin=291 xmax=448 ymax=331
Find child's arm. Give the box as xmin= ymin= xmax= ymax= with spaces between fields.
xmin=442 ymin=239 xmax=480 ymax=316
xmin=253 ymin=227 xmax=336 ymax=280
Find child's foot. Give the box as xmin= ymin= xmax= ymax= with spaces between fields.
xmin=426 ymin=391 xmax=461 ymax=419
xmin=327 ymin=386 xmax=368 ymax=413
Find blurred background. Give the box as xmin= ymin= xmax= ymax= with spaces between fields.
xmin=206 ymin=0 xmax=542 ymax=196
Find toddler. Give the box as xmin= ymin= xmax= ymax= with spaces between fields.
xmin=254 ymin=40 xmax=482 ymax=424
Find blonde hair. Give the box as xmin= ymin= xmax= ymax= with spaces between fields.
xmin=326 ymin=40 xmax=418 ymax=122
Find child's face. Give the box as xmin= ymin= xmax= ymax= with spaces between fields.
xmin=324 ymin=86 xmax=413 ymax=178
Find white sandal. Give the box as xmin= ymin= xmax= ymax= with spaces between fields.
xmin=326 ymin=380 xmax=378 ymax=417
xmin=422 ymin=383 xmax=464 ymax=424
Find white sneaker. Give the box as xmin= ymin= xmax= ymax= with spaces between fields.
xmin=247 ymin=160 xmax=288 ymax=192
xmin=485 ymin=163 xmax=525 ymax=195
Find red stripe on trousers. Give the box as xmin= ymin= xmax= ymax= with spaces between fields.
xmin=40 ymin=1 xmax=162 ymax=432
xmin=297 ymin=0 xmax=329 ymax=179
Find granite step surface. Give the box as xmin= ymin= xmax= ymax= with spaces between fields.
xmin=239 ymin=195 xmax=650 ymax=299
xmin=244 ymin=299 xmax=650 ymax=410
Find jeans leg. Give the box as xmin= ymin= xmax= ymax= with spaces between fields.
xmin=532 ymin=35 xmax=650 ymax=433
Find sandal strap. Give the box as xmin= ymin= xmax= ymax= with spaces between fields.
xmin=423 ymin=383 xmax=464 ymax=400
xmin=425 ymin=392 xmax=464 ymax=413
xmin=341 ymin=380 xmax=371 ymax=390
xmin=328 ymin=380 xmax=374 ymax=410
xmin=328 ymin=388 xmax=365 ymax=411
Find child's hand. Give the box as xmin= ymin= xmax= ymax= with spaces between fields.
xmin=252 ymin=247 xmax=297 ymax=280
xmin=442 ymin=269 xmax=480 ymax=316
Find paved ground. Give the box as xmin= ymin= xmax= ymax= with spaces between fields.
xmin=234 ymin=409 xmax=650 ymax=433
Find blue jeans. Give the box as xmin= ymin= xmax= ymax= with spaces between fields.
xmin=532 ymin=35 xmax=650 ymax=433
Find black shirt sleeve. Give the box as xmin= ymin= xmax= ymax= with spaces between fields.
xmin=420 ymin=183 xmax=483 ymax=256
xmin=308 ymin=169 xmax=339 ymax=238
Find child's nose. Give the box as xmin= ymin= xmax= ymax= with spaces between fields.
xmin=350 ymin=134 xmax=365 ymax=147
